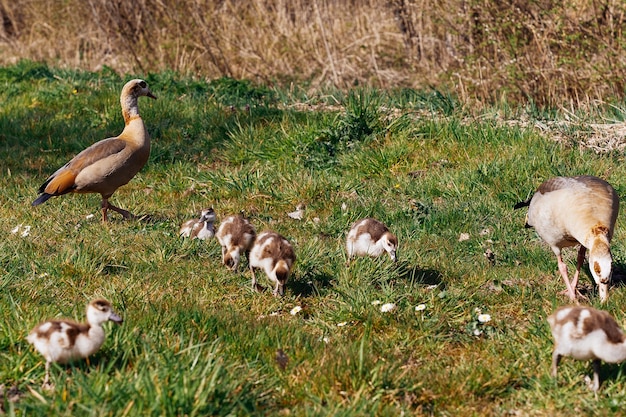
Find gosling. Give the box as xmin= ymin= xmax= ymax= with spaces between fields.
xmin=249 ymin=230 xmax=296 ymax=296
xmin=27 ymin=299 xmax=123 ymax=388
xmin=346 ymin=218 xmax=398 ymax=265
xmin=215 ymin=214 xmax=256 ymax=271
xmin=548 ymin=305 xmax=626 ymax=391
xmin=179 ymin=207 xmax=217 ymax=240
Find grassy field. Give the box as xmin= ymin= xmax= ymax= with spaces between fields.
xmin=3 ymin=61 xmax=626 ymax=415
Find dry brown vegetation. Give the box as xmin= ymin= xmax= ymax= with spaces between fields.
xmin=1 ymin=0 xmax=626 ymax=106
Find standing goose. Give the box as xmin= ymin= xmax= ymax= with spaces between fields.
xmin=179 ymin=208 xmax=217 ymax=240
xmin=27 ymin=299 xmax=123 ymax=388
xmin=32 ymin=79 xmax=157 ymax=222
xmin=548 ymin=305 xmax=626 ymax=391
xmin=515 ymin=175 xmax=619 ymax=302
xmin=216 ymin=214 xmax=257 ymax=271
xmin=346 ymin=218 xmax=398 ymax=265
xmin=249 ymin=230 xmax=295 ymax=296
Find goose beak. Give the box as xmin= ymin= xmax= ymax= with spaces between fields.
xmin=147 ymin=91 xmax=157 ymax=100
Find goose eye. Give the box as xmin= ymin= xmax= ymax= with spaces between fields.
xmin=139 ymin=81 xmax=147 ymax=88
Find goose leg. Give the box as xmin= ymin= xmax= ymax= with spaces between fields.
xmin=557 ymin=254 xmax=577 ymax=301
xmin=551 ymin=350 xmax=561 ymax=378
xmin=250 ymin=266 xmax=260 ymax=292
xmin=42 ymin=360 xmax=54 ymax=390
xmin=591 ymin=359 xmax=601 ymax=391
xmin=101 ymin=198 xmax=134 ymax=222
xmin=569 ymin=246 xmax=586 ymax=292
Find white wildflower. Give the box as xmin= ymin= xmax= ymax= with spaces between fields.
xmin=478 ymin=314 xmax=491 ymax=323
xmin=473 ymin=329 xmax=483 ymax=336
xmin=337 ymin=321 xmax=348 ymax=327
xmin=341 ymin=202 xmax=347 ymax=211
xmin=11 ymin=224 xmax=21 ymax=234
xmin=290 ymin=306 xmax=302 ymax=316
xmin=415 ymin=304 xmax=426 ymax=311
xmin=85 ymin=214 xmax=95 ymax=220
xmin=371 ymin=300 xmax=382 ymax=306
xmin=380 ymin=303 xmax=396 ymax=313
xmin=322 ymin=336 xmax=330 ymax=344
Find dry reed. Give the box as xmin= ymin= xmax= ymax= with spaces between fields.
xmin=1 ymin=0 xmax=625 ymax=106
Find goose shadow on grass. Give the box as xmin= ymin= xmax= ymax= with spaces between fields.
xmin=289 ymin=269 xmax=335 ymax=298
xmin=393 ymin=260 xmax=445 ymax=289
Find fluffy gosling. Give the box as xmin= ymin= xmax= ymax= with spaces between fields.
xmin=548 ymin=305 xmax=626 ymax=391
xmin=27 ymin=299 xmax=123 ymax=388
xmin=346 ymin=218 xmax=398 ymax=265
xmin=215 ymin=214 xmax=256 ymax=271
xmin=249 ymin=230 xmax=296 ymax=296
xmin=179 ymin=208 xmax=217 ymax=240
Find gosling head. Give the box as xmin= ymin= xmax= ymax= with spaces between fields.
xmin=382 ymin=232 xmax=398 ymax=262
xmin=87 ymin=299 xmax=124 ymax=326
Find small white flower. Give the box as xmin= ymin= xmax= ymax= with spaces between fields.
xmin=474 ymin=307 xmax=482 ymax=314
xmin=290 ymin=306 xmax=302 ymax=315
xmin=426 ymin=284 xmax=438 ymax=291
xmin=371 ymin=300 xmax=382 ymax=306
xmin=86 ymin=214 xmax=95 ymax=220
xmin=341 ymin=202 xmax=347 ymax=211
xmin=337 ymin=321 xmax=348 ymax=327
xmin=11 ymin=224 xmax=21 ymax=234
xmin=380 ymin=303 xmax=396 ymax=313
xmin=473 ymin=328 xmax=483 ymax=336
xmin=478 ymin=314 xmax=491 ymax=323
xmin=20 ymin=226 xmax=31 ymax=237
xmin=415 ymin=304 xmax=426 ymax=311
xmin=322 ymin=336 xmax=330 ymax=344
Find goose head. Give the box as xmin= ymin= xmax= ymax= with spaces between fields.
xmin=589 ymin=240 xmax=612 ymax=302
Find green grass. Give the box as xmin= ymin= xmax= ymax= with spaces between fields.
xmin=3 ymin=61 xmax=626 ymax=415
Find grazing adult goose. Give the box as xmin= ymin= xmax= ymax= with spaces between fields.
xmin=249 ymin=230 xmax=295 ymax=296
xmin=179 ymin=208 xmax=217 ymax=240
xmin=548 ymin=305 xmax=626 ymax=391
xmin=27 ymin=299 xmax=123 ymax=388
xmin=515 ymin=175 xmax=619 ymax=302
xmin=32 ymin=79 xmax=157 ymax=222
xmin=215 ymin=214 xmax=256 ymax=271
xmin=346 ymin=218 xmax=398 ymax=265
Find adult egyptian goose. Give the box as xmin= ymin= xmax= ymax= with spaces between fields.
xmin=179 ymin=208 xmax=217 ymax=240
xmin=32 ymin=79 xmax=156 ymax=222
xmin=249 ymin=230 xmax=295 ymax=296
xmin=27 ymin=299 xmax=123 ymax=388
xmin=515 ymin=176 xmax=619 ymax=302
xmin=346 ymin=218 xmax=398 ymax=265
xmin=548 ymin=305 xmax=626 ymax=391
xmin=215 ymin=214 xmax=256 ymax=271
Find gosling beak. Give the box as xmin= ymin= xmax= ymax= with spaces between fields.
xmin=109 ymin=312 xmax=124 ymax=324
